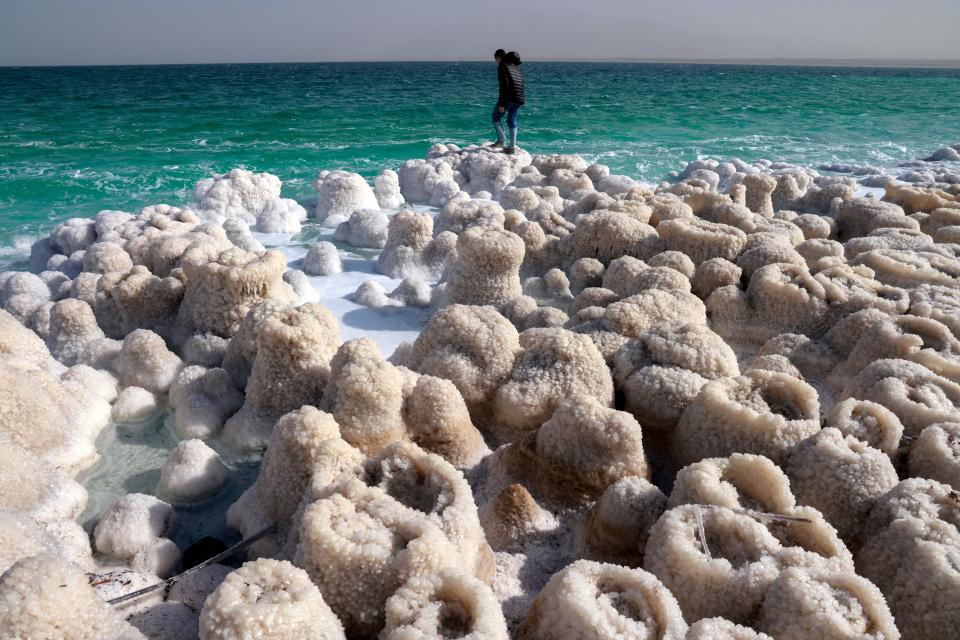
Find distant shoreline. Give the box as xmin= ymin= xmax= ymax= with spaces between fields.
xmin=3 ymin=58 xmax=960 ymax=70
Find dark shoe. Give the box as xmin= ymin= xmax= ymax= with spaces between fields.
xmin=503 ymin=145 xmax=516 ymax=155
xmin=488 ymin=140 xmax=504 ymax=149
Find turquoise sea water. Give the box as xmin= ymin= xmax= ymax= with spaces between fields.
xmin=1 ymin=62 xmax=959 ymax=247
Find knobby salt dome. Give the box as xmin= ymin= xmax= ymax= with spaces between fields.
xmin=1 ymin=140 xmax=960 ymax=639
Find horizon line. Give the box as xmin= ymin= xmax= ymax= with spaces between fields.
xmin=3 ymin=56 xmax=960 ymax=70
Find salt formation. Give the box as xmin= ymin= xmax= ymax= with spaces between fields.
xmin=198 ymin=558 xmax=345 ymax=640
xmin=303 ymin=241 xmax=343 ymax=276
xmin=376 ymin=209 xmax=456 ymax=280
xmin=158 ymin=439 xmax=228 ymax=502
xmin=674 ymin=369 xmax=820 ymax=465
xmin=0 ymin=554 xmax=147 ymax=640
xmin=382 ymin=570 xmax=508 ymax=639
xmin=519 ymin=560 xmax=688 ymax=640
xmin=223 ymin=302 xmax=340 ymax=450
xmin=313 ymin=170 xmax=380 ymax=224
xmin=334 ymin=208 xmax=389 ymax=248
xmin=94 ymin=493 xmax=176 ymax=562
xmin=4 ymin=145 xmax=960 ymax=638
xmin=175 ymin=246 xmax=295 ymax=339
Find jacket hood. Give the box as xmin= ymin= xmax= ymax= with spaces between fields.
xmin=503 ymin=51 xmax=521 ymax=65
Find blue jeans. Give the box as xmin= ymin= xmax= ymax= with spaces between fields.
xmin=492 ymin=102 xmax=521 ymax=129
xmin=492 ymin=102 xmax=521 ymax=145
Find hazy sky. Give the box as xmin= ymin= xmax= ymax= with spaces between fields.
xmin=2 ymin=0 xmax=959 ymax=66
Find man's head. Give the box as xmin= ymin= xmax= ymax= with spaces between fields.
xmin=494 ymin=49 xmax=505 ymax=63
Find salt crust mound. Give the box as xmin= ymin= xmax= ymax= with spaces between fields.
xmin=674 ymin=369 xmax=820 ymax=466
xmin=313 ymin=170 xmax=379 ymax=224
xmin=334 ymin=208 xmax=389 ymax=248
xmin=377 ymin=210 xmax=456 ymax=280
xmin=486 ymin=394 xmax=648 ymax=509
xmin=168 ymin=365 xmax=244 ymax=439
xmin=685 ymin=618 xmax=773 ymax=639
xmin=199 ymin=558 xmax=345 ymax=640
xmin=407 ymin=304 xmax=521 ymax=422
xmin=491 ymin=328 xmax=613 ymax=442
xmin=293 ymin=479 xmax=461 ymax=638
xmin=175 ymin=246 xmax=295 ymax=339
xmin=755 ymin=567 xmax=900 ymax=640
xmin=158 ymin=439 xmax=228 ymax=503
xmin=613 ymin=322 xmax=738 ymax=432
xmin=518 ymin=560 xmax=687 ymax=640
xmin=908 ymin=422 xmax=960 ymax=490
xmin=576 ymin=476 xmax=667 ymax=566
xmin=382 ymin=569 xmax=508 ymax=639
xmin=446 ymin=226 xmax=524 ymax=307
xmin=0 ymin=554 xmax=147 ymax=640
xmin=785 ymin=428 xmax=898 ymax=547
xmin=93 ymin=492 xmax=177 ymax=561
xmin=226 ymin=406 xmax=342 ymax=558
xmin=223 ymin=302 xmax=340 ymax=451
xmin=303 ymin=240 xmax=343 ymax=276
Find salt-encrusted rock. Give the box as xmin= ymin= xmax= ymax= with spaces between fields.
xmin=519 ymin=560 xmax=687 ymax=640
xmin=755 ymin=567 xmax=899 ymax=640
xmin=131 ymin=537 xmax=182 ymax=579
xmin=82 ymin=240 xmax=134 ymax=274
xmin=613 ymin=322 xmax=738 ymax=432
xmin=159 ymin=439 xmax=228 ymax=503
xmin=577 ymin=476 xmax=667 ymax=566
xmin=382 ymin=569 xmax=508 ymax=640
xmin=376 ymin=210 xmax=455 ymax=280
xmin=302 ymin=241 xmax=343 ymax=276
xmin=293 ymin=479 xmax=460 ymax=638
xmin=0 ymin=433 xmax=87 ymax=524
xmin=191 ymin=168 xmax=287 ymax=225
xmin=99 ymin=265 xmax=185 ymax=338
xmin=50 ymin=218 xmax=97 ymax=254
xmin=94 ymin=493 xmax=176 ymax=561
xmin=319 ymin=337 xmax=406 ymax=454
xmin=199 ymin=558 xmax=345 ymax=640
xmin=333 ymin=208 xmax=389 ymax=248
xmin=658 ymin=218 xmax=747 ymax=264
xmin=488 ymin=394 xmax=647 ymax=509
xmin=175 ymin=246 xmax=294 ymax=339
xmin=45 ymin=298 xmax=105 ymax=366
xmin=644 ymin=505 xmax=781 ymax=623
xmin=407 ymin=304 xmax=520 ymax=423
xmin=0 ymin=554 xmax=147 ymax=640
xmin=168 ymin=366 xmax=243 ymax=439
xmin=227 ymin=407 xmax=343 ymax=557
xmin=445 ymin=226 xmax=524 ymax=307
xmin=0 ymin=354 xmax=111 ymax=474
xmin=364 ymin=441 xmax=494 ymax=581
xmin=403 ymin=374 xmax=489 ymax=468
xmin=313 ymin=170 xmax=379 ymax=223
xmin=255 ymin=197 xmax=307 ymax=234
xmin=908 ymin=422 xmax=960 ymax=490
xmin=114 ymin=328 xmax=182 ymax=393
xmin=785 ymin=428 xmax=899 ymax=546
xmin=491 ymin=329 xmax=613 ymax=442
xmin=565 ymin=211 xmax=661 ymax=266
xmin=685 ymin=618 xmax=773 ymax=639
xmin=825 ymin=398 xmax=904 ymax=458
xmin=223 ymin=302 xmax=340 ymax=451
xmin=374 ymin=169 xmax=405 ymax=209
xmin=112 ymin=386 xmax=161 ymax=422
xmin=839 ymin=358 xmax=960 ymax=436
xmin=674 ymin=369 xmax=820 ymax=466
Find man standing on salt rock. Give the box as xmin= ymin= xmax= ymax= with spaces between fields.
xmin=491 ymin=49 xmax=525 ymax=154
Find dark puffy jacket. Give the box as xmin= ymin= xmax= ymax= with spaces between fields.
xmin=498 ymin=52 xmax=525 ymax=106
